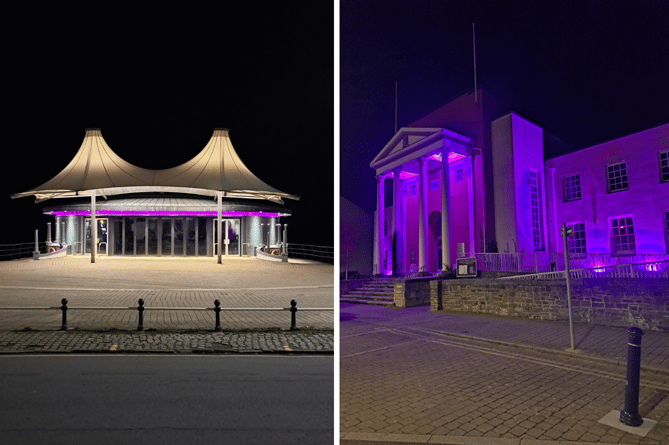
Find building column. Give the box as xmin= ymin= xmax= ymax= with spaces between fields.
xmin=91 ymin=190 xmax=96 ymax=263
xmin=376 ymin=174 xmax=385 ymax=274
xmin=418 ymin=157 xmax=428 ymax=272
xmin=440 ymin=148 xmax=452 ymax=270
xmin=392 ymin=166 xmax=403 ymax=274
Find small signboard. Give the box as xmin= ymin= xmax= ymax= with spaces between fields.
xmin=456 ymin=257 xmax=478 ymax=278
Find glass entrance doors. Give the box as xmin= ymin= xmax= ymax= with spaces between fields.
xmin=84 ymin=218 xmax=108 ymax=255
xmin=213 ymin=219 xmax=241 ymax=256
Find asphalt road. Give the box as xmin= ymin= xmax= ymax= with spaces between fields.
xmin=0 ymin=355 xmax=334 ymax=444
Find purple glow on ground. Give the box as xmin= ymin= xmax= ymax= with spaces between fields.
xmin=45 ymin=210 xmax=286 ymax=217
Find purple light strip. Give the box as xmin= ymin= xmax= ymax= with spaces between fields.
xmin=45 ymin=210 xmax=286 ymax=217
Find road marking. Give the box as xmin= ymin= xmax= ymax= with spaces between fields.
xmin=342 ymin=326 xmax=669 ymax=391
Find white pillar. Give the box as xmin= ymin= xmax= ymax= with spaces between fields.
xmin=91 ymin=190 xmax=96 ymax=263
xmin=376 ymin=174 xmax=385 ymax=274
xmin=392 ymin=166 xmax=403 ymax=274
xmin=441 ymin=149 xmax=452 ymax=270
xmin=418 ymin=157 xmax=428 ymax=272
xmin=468 ymin=154 xmax=476 ymax=255
xmin=217 ymin=191 xmax=222 ymax=264
xmin=224 ymin=219 xmax=229 ymax=256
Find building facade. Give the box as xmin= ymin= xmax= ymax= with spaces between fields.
xmin=370 ymin=89 xmax=669 ymax=275
xmin=14 ymin=128 xmax=297 ymax=258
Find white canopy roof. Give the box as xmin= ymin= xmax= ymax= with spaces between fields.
xmin=12 ymin=128 xmax=299 ymax=204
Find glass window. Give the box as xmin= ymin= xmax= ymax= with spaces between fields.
xmin=659 ymin=150 xmax=669 ymax=183
xmin=430 ymin=178 xmax=440 ymax=190
xmin=664 ymin=211 xmax=669 ymax=253
xmin=606 ymin=162 xmax=628 ymax=193
xmin=567 ymin=222 xmax=586 ymax=257
xmin=563 ymin=173 xmax=581 ymax=201
xmin=529 ymin=171 xmax=543 ymax=251
xmin=454 ymin=169 xmax=464 ymax=183
xmin=610 ymin=216 xmax=635 ymax=256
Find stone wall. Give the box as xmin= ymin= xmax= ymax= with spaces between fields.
xmin=394 ymin=278 xmax=432 ymax=308
xmin=340 ymin=279 xmax=368 ymax=296
xmin=430 ymin=278 xmax=669 ymax=332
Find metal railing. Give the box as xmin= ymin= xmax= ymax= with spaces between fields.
xmin=0 ymin=242 xmax=48 ymax=261
xmin=475 ymin=252 xmax=669 ymax=275
xmin=287 ymin=244 xmax=334 ymax=263
xmin=498 ymin=259 xmax=669 ymax=280
xmin=0 ymin=299 xmax=334 ymax=331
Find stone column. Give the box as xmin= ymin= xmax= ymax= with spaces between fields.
xmin=440 ymin=149 xmax=452 ymax=270
xmin=376 ymin=174 xmax=385 ymax=274
xmin=392 ymin=166 xmax=403 ymax=274
xmin=418 ymin=157 xmax=428 ymax=272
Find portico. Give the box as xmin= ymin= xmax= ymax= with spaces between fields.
xmin=371 ymin=127 xmax=475 ymax=275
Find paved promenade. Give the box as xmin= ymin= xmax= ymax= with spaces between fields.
xmin=0 ymin=256 xmax=333 ymax=353
xmin=341 ymin=303 xmax=669 ymax=444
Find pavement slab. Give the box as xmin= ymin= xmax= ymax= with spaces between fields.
xmin=341 ymin=302 xmax=669 ymax=444
xmin=0 ymin=256 xmax=333 ymax=354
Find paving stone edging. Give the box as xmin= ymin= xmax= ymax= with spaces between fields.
xmin=0 ymin=330 xmax=334 ymax=354
xmin=340 ymin=431 xmax=621 ymax=444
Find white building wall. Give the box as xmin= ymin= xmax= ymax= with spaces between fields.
xmin=545 ymin=123 xmax=669 ymax=254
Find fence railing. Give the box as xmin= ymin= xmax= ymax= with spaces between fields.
xmin=0 ymin=242 xmax=48 ymax=261
xmin=498 ymin=259 xmax=669 ymax=280
xmin=475 ymin=252 xmax=669 ymax=275
xmin=0 ymin=299 xmax=334 ymax=331
xmin=287 ymin=244 xmax=334 ymax=263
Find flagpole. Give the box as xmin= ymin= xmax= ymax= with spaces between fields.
xmin=473 ymin=23 xmax=477 ymax=103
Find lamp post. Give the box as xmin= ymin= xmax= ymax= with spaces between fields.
xmin=561 ymin=222 xmax=576 ymax=350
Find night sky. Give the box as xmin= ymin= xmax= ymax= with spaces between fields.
xmin=341 ymin=1 xmax=669 ymax=215
xmin=1 ymin=4 xmax=334 ymax=247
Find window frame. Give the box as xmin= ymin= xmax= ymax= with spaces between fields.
xmin=659 ymin=149 xmax=669 ymax=183
xmin=609 ymin=215 xmax=636 ymax=256
xmin=566 ymin=222 xmax=587 ymax=258
xmin=606 ymin=161 xmax=629 ymax=193
xmin=562 ymin=173 xmax=581 ymax=202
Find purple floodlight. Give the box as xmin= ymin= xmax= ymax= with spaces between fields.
xmin=45 ymin=210 xmax=286 ymax=218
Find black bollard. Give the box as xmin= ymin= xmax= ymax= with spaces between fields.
xmin=620 ymin=326 xmax=644 ymax=427
xmin=60 ymin=298 xmax=68 ymax=331
xmin=137 ymin=298 xmax=144 ymax=332
xmin=214 ymin=299 xmax=222 ymax=332
xmin=290 ymin=300 xmax=297 ymax=331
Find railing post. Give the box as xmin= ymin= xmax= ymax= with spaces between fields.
xmin=60 ymin=298 xmax=68 ymax=331
xmin=620 ymin=326 xmax=644 ymax=427
xmin=137 ymin=299 xmax=144 ymax=331
xmin=214 ymin=299 xmax=221 ymax=332
xmin=290 ymin=299 xmax=297 ymax=331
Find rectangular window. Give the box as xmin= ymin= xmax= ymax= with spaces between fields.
xmin=454 ymin=169 xmax=464 ymax=183
xmin=529 ymin=171 xmax=543 ymax=251
xmin=664 ymin=211 xmax=669 ymax=253
xmin=659 ymin=150 xmax=669 ymax=183
xmin=563 ymin=173 xmax=581 ymax=201
xmin=384 ymin=249 xmax=388 ymax=270
xmin=610 ymin=216 xmax=635 ymax=256
xmin=384 ymin=220 xmax=388 ymax=236
xmin=606 ymin=162 xmax=628 ymax=193
xmin=410 ymin=248 xmax=416 ymax=265
xmin=567 ymin=222 xmax=587 ymax=257
xmin=409 ymin=185 xmax=417 ymax=196
xmin=429 ymin=178 xmax=440 ymax=191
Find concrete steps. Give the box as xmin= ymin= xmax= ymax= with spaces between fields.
xmin=340 ymin=277 xmax=395 ymax=306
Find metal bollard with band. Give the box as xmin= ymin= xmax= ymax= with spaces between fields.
xmin=60 ymin=298 xmax=68 ymax=331
xmin=290 ymin=300 xmax=297 ymax=331
xmin=214 ymin=300 xmax=222 ymax=332
xmin=620 ymin=326 xmax=644 ymax=427
xmin=137 ymin=299 xmax=145 ymax=332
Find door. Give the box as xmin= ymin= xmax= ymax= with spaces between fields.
xmin=84 ymin=218 xmax=108 ymax=255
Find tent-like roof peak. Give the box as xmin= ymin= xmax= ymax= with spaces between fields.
xmin=12 ymin=128 xmax=299 ymax=204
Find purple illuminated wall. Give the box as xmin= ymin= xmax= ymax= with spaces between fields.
xmin=46 ymin=210 xmax=285 ymax=218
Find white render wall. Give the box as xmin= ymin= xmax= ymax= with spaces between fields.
xmin=492 ymin=113 xmax=547 ymax=253
xmin=545 ymin=123 xmax=669 ymax=254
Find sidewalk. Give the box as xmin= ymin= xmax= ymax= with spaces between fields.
xmin=0 ymin=257 xmax=333 ymax=354
xmin=340 ymin=303 xmax=669 ymax=445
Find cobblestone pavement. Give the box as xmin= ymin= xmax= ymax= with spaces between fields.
xmin=0 ymin=329 xmax=333 ymax=354
xmin=340 ymin=303 xmax=669 ymax=444
xmin=0 ymin=256 xmax=334 ymax=331
xmin=0 ymin=257 xmax=333 ymax=354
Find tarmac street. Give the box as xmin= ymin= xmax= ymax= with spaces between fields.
xmin=0 ymin=355 xmax=334 ymax=445
xmin=340 ymin=303 xmax=669 ymax=444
